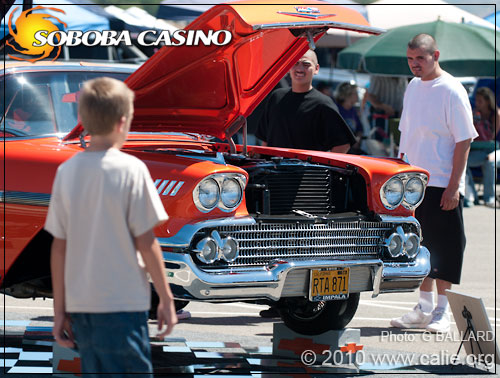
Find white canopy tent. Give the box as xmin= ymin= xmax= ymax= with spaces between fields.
xmin=316 ymin=1 xmax=368 ymax=48
xmin=366 ymin=0 xmax=496 ymax=30
xmin=105 ymin=5 xmax=177 ymax=33
xmin=125 ymin=6 xmax=178 ymax=33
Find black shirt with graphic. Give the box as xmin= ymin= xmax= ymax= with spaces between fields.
xmin=255 ymin=88 xmax=356 ymax=151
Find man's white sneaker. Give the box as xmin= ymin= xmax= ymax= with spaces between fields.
xmin=426 ymin=307 xmax=450 ymax=333
xmin=176 ymin=310 xmax=191 ymax=320
xmin=390 ymin=304 xmax=433 ymax=329
xmin=485 ymin=200 xmax=498 ymax=209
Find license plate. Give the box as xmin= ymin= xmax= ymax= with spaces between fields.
xmin=309 ymin=267 xmax=349 ymax=301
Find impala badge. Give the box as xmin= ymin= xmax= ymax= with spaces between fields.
xmin=277 ymin=6 xmax=335 ymax=19
xmin=154 ymin=179 xmax=185 ymax=196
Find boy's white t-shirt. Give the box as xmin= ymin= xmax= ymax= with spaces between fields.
xmin=398 ymin=72 xmax=478 ymax=195
xmin=45 ymin=148 xmax=168 ymax=313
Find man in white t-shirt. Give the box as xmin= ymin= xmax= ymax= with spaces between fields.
xmin=390 ymin=34 xmax=478 ymax=333
xmin=45 ymin=77 xmax=177 ymax=375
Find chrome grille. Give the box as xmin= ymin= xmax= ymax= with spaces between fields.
xmin=203 ymin=221 xmax=392 ymax=267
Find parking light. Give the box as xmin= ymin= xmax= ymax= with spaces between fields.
xmin=195 ymin=237 xmax=218 ymax=264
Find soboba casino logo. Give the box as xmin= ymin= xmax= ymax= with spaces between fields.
xmin=7 ymin=6 xmax=67 ymax=62
xmin=6 ymin=5 xmax=233 ymax=63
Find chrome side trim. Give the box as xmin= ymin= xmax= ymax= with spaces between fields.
xmin=3 ymin=64 xmax=137 ymax=76
xmin=154 ymin=179 xmax=185 ymax=196
xmin=2 ymin=135 xmax=64 ymax=141
xmin=378 ymin=215 xmax=419 ymax=225
xmin=253 ymin=21 xmax=385 ymax=35
xmin=169 ymin=182 xmax=185 ymax=196
xmin=2 ymin=191 xmax=50 ymax=207
xmin=157 ymin=217 xmax=256 ymax=248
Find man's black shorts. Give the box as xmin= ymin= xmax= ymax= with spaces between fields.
xmin=415 ymin=186 xmax=466 ymax=284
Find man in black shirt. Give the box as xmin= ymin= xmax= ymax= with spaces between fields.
xmin=256 ymin=49 xmax=355 ymax=153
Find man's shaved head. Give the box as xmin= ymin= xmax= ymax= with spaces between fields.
xmin=408 ymin=34 xmax=438 ymax=55
xmin=406 ymin=33 xmax=441 ymax=80
xmin=289 ymin=49 xmax=319 ymax=93
xmin=303 ymin=49 xmax=318 ymax=65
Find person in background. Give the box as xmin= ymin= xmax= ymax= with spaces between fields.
xmin=391 ymin=34 xmax=477 ymax=334
xmin=363 ymin=75 xmax=407 ymax=142
xmin=316 ymin=80 xmax=334 ymax=99
xmin=365 ymin=75 xmax=407 ymax=118
xmin=46 ymin=77 xmax=177 ymax=376
xmin=465 ymin=86 xmax=499 ymax=208
xmin=334 ymin=82 xmax=365 ymax=154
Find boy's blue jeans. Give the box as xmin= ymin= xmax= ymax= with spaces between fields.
xmin=70 ymin=311 xmax=153 ymax=377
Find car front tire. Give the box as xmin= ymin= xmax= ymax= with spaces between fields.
xmin=278 ymin=294 xmax=360 ymax=335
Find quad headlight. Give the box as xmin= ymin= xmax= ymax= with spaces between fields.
xmin=380 ymin=173 xmax=428 ymax=210
xmin=193 ymin=173 xmax=246 ymax=213
xmin=221 ymin=178 xmax=243 ymax=209
xmin=197 ymin=178 xmax=219 ymax=211
xmin=380 ymin=177 xmax=404 ymax=209
xmin=403 ymin=177 xmax=426 ymax=209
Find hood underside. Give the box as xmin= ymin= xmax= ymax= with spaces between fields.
xmin=65 ymin=0 xmax=382 ymax=141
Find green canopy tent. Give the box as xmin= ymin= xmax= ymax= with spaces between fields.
xmin=337 ymin=20 xmax=499 ymax=77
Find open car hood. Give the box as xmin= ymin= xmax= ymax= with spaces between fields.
xmin=65 ymin=0 xmax=382 ymax=141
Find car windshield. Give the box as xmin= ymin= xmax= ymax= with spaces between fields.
xmin=1 ymin=70 xmax=131 ymax=138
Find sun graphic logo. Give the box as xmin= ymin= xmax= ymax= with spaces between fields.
xmin=7 ymin=6 xmax=67 ymax=62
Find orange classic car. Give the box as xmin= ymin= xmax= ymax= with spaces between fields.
xmin=1 ymin=0 xmax=430 ymax=335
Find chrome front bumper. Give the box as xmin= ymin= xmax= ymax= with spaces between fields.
xmin=163 ymin=246 xmax=430 ymax=302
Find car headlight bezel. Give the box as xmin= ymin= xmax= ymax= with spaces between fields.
xmin=380 ymin=173 xmax=428 ymax=211
xmin=193 ymin=173 xmax=246 ymax=213
xmin=220 ymin=177 xmax=243 ymax=211
xmin=193 ymin=178 xmax=220 ymax=212
xmin=380 ymin=177 xmax=404 ymax=210
xmin=402 ymin=175 xmax=427 ymax=210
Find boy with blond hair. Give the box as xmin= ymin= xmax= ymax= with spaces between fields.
xmin=46 ymin=77 xmax=177 ymax=376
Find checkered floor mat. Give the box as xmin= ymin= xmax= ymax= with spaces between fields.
xmin=1 ymin=322 xmax=345 ymax=376
xmin=2 ymin=321 xmax=490 ymax=375
xmin=2 ymin=325 xmax=53 ymax=374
